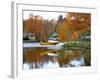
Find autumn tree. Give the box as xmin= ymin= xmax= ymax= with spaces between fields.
xmin=58 ymin=18 xmax=71 ymax=41
xmin=58 ymin=12 xmax=91 ymax=41
xmin=67 ymin=12 xmax=91 ymax=31
xmin=23 ymin=15 xmax=46 ymax=41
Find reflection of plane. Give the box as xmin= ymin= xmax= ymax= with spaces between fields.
xmin=47 ymin=53 xmax=58 ymax=56
xmin=40 ymin=40 xmax=59 ymax=45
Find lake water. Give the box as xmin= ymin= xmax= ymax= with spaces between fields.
xmin=23 ymin=43 xmax=91 ymax=70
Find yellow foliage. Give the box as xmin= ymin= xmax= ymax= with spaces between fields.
xmin=70 ymin=32 xmax=79 ymax=41
xmin=58 ymin=19 xmax=70 ymax=41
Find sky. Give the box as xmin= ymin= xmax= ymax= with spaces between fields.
xmin=23 ymin=10 xmax=67 ymax=20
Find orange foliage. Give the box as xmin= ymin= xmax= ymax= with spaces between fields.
xmin=58 ymin=13 xmax=91 ymax=41
xmin=23 ymin=16 xmax=46 ymax=41
xmin=68 ymin=12 xmax=91 ymax=30
xmin=24 ymin=18 xmax=44 ymax=34
xmin=70 ymin=32 xmax=79 ymax=41
xmin=58 ymin=19 xmax=70 ymax=41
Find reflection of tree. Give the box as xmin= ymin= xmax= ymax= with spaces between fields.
xmin=83 ymin=50 xmax=91 ymax=66
xmin=57 ymin=50 xmax=69 ymax=67
xmin=23 ymin=48 xmax=47 ymax=68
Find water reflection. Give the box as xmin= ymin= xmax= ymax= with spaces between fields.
xmin=23 ymin=47 xmax=91 ymax=69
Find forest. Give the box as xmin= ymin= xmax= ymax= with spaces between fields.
xmin=23 ymin=12 xmax=91 ymax=42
